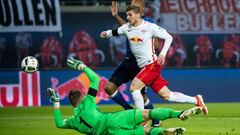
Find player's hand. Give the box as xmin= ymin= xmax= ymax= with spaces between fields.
xmin=100 ymin=31 xmax=108 ymax=38
xmin=47 ymin=88 xmax=60 ymax=103
xmin=110 ymin=1 xmax=118 ymax=17
xmin=67 ymin=57 xmax=86 ymax=70
xmin=157 ymin=54 xmax=166 ymax=65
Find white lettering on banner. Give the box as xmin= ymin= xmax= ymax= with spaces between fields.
xmin=158 ymin=0 xmax=240 ymax=33
xmin=0 ymin=72 xmax=41 ymax=107
xmin=0 ymin=0 xmax=61 ymax=32
xmin=161 ymin=0 xmax=240 ymax=13
xmin=174 ymin=13 xmax=239 ymax=33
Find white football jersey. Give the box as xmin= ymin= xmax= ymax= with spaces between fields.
xmin=114 ymin=20 xmax=172 ymax=68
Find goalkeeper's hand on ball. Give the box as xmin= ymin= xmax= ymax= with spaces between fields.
xmin=47 ymin=88 xmax=60 ymax=108
xmin=67 ymin=57 xmax=86 ymax=70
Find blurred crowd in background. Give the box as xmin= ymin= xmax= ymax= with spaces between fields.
xmin=0 ymin=0 xmax=239 ymax=69
xmin=1 ymin=32 xmax=239 ymax=69
xmin=60 ymin=0 xmax=140 ymax=5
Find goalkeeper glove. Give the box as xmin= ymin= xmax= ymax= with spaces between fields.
xmin=67 ymin=57 xmax=86 ymax=70
xmin=47 ymin=88 xmax=60 ymax=108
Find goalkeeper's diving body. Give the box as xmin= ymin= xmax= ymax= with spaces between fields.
xmin=48 ymin=58 xmax=203 ymax=135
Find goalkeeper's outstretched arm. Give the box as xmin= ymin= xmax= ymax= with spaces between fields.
xmin=47 ymin=88 xmax=69 ymax=129
xmin=67 ymin=57 xmax=100 ymax=90
xmin=54 ymin=109 xmax=68 ymax=128
xmin=82 ymin=66 xmax=100 ymax=90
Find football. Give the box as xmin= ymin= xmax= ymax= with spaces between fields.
xmin=21 ymin=56 xmax=39 ymax=73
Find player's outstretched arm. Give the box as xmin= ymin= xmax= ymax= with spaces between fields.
xmin=100 ymin=26 xmax=125 ymax=39
xmin=47 ymin=88 xmax=69 ymax=129
xmin=110 ymin=1 xmax=126 ymax=25
xmin=151 ymin=25 xmax=173 ymax=65
xmin=67 ymin=57 xmax=100 ymax=90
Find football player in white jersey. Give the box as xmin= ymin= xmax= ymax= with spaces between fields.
xmin=100 ymin=5 xmax=208 ymax=115
xmin=106 ymin=0 xmax=160 ymax=127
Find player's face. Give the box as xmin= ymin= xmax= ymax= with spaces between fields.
xmin=127 ymin=10 xmax=140 ymax=25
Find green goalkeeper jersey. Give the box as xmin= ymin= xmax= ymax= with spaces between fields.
xmin=54 ymin=94 xmax=110 ymax=134
xmin=54 ymin=67 xmax=109 ymax=134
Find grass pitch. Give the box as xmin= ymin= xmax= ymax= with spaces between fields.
xmin=0 ymin=103 xmax=240 ymax=135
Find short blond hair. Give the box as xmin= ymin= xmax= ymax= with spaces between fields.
xmin=126 ymin=5 xmax=141 ymax=14
xmin=131 ymin=0 xmax=145 ymax=16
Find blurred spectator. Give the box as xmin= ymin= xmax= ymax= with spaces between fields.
xmin=216 ymin=35 xmax=240 ymax=67
xmin=155 ymin=34 xmax=186 ymax=67
xmin=144 ymin=4 xmax=155 ymax=19
xmin=15 ymin=32 xmax=32 ymax=67
xmin=193 ymin=35 xmax=213 ymax=67
xmin=109 ymin=24 xmax=127 ymax=65
xmin=35 ymin=36 xmax=63 ymax=69
xmin=224 ymin=34 xmax=240 ymax=54
xmin=149 ymin=0 xmax=164 ymax=25
xmin=0 ymin=34 xmax=7 ymax=65
xmin=68 ymin=30 xmax=105 ymax=69
xmin=234 ymin=35 xmax=240 ymax=66
xmin=165 ymin=34 xmax=187 ymax=67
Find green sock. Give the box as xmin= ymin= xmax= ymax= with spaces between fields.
xmin=149 ymin=108 xmax=182 ymax=120
xmin=150 ymin=127 xmax=165 ymax=135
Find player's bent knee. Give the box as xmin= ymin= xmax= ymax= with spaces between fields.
xmin=104 ymin=85 xmax=114 ymax=95
xmin=130 ymin=83 xmax=138 ymax=92
xmin=105 ymin=82 xmax=117 ymax=95
xmin=162 ymin=95 xmax=170 ymax=100
xmin=158 ymin=87 xmax=171 ymax=100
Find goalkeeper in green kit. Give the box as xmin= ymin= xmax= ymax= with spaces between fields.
xmin=48 ymin=57 xmax=203 ymax=135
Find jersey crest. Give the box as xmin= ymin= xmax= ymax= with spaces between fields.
xmin=129 ymin=36 xmax=143 ymax=44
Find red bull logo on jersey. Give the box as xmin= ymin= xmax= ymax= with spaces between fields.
xmin=51 ymin=73 xmax=129 ymax=104
xmin=0 ymin=72 xmax=41 ymax=107
xmin=129 ymin=36 xmax=143 ymax=44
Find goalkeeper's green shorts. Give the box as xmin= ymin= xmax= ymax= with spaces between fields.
xmin=105 ymin=109 xmax=145 ymax=135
